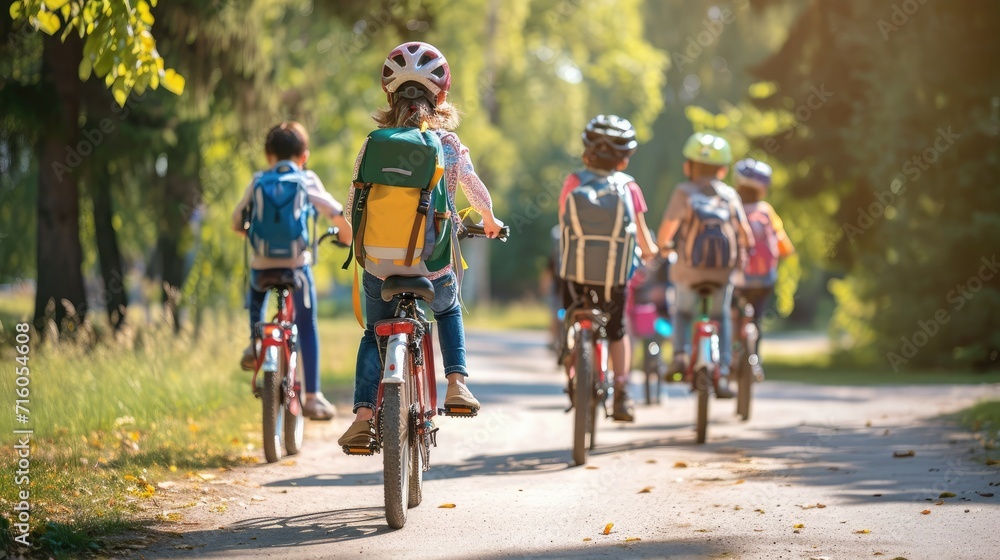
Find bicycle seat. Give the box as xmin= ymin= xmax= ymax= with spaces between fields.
xmin=252 ymin=268 xmax=299 ymax=292
xmin=381 ymin=276 xmax=435 ymax=302
xmin=691 ymin=281 xmax=723 ymax=296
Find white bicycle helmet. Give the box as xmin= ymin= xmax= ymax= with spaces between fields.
xmin=381 ymin=42 xmax=451 ymax=106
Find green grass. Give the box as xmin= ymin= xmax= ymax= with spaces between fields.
xmin=463 ymin=301 xmax=551 ymax=331
xmin=0 ymin=304 xmax=361 ymax=558
xmin=763 ymin=352 xmax=1000 ymax=385
xmin=954 ymin=400 xmax=1000 ymax=465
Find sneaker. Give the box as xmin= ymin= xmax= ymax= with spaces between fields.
xmin=715 ymin=369 xmax=735 ymax=399
xmin=443 ymin=382 xmax=481 ymax=416
xmin=612 ymin=389 xmax=635 ymax=423
xmin=338 ymin=418 xmax=376 ymax=452
xmin=239 ymin=344 xmax=257 ymax=371
xmin=304 ymin=393 xmax=336 ymax=421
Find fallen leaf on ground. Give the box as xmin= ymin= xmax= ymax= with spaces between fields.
xmin=438 ymin=503 xmax=456 ymax=508
xmin=794 ymin=524 xmax=805 ymax=529
xmin=854 ymin=529 xmax=871 ymax=534
xmin=986 ymin=458 xmax=999 ymax=466
xmin=893 ymin=450 xmax=915 ymax=458
xmin=921 ymin=510 xmax=931 ymax=515
xmin=603 ymin=523 xmax=614 ymax=535
xmin=638 ymin=487 xmax=653 ymax=494
xmin=734 ymin=505 xmax=742 ymax=510
xmin=754 ymin=509 xmax=765 ymax=514
xmin=977 ymin=492 xmax=994 ymax=497
xmin=694 ymin=529 xmax=712 ymax=533
xmin=809 ymin=556 xmax=831 ymax=560
xmin=883 ymin=429 xmax=891 ymax=436
xmin=939 ymin=492 xmax=956 ymax=498
xmin=674 ymin=461 xmax=688 ymax=468
xmin=585 ymin=466 xmax=599 ymax=470
xmin=583 ymin=538 xmax=592 ymax=542
xmin=646 ymin=459 xmax=657 ymax=464
xmin=281 ymin=460 xmax=297 ymax=466
xmin=866 ymin=420 xmax=872 ymax=427
xmin=733 ymin=479 xmax=745 ymax=485
xmin=935 ymin=500 xmax=944 ymax=505
xmin=798 ymin=503 xmax=826 ymax=510
xmin=625 ymin=537 xmax=641 ymax=542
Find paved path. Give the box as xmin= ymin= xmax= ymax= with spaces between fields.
xmin=139 ymin=330 xmax=1000 ymax=560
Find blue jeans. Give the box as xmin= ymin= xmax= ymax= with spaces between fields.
xmin=248 ymin=266 xmax=321 ymax=393
xmin=353 ymin=271 xmax=466 ymax=412
xmin=672 ymin=283 xmax=733 ymax=374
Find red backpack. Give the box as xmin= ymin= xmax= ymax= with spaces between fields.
xmin=745 ymin=202 xmax=779 ymax=277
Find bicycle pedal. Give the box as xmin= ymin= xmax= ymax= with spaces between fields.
xmin=441 ymin=405 xmax=478 ymax=418
xmin=342 ymin=444 xmax=377 ymax=456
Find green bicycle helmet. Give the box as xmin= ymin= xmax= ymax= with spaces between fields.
xmin=682 ymin=131 xmax=733 ymax=166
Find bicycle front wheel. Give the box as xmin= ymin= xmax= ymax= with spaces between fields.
xmin=382 ymin=383 xmax=410 ymax=529
xmin=573 ymin=329 xmax=593 ymax=466
xmin=261 ymin=368 xmax=282 ymax=463
xmin=695 ymin=367 xmax=710 ymax=444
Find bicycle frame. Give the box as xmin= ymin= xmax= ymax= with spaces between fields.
xmin=373 ymin=297 xmax=438 ymax=450
xmin=687 ymin=294 xmax=721 ymax=391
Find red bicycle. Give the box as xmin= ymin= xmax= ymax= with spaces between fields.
xmin=731 ymin=293 xmax=764 ymax=421
xmin=684 ymin=282 xmax=725 ymax=444
xmin=560 ymin=292 xmax=613 ymax=467
xmin=248 ymin=227 xmax=344 ymax=463
xmin=344 ymin=222 xmax=508 ymax=529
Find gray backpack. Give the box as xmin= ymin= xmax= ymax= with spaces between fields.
xmin=678 ymin=180 xmax=738 ymax=272
xmin=559 ymin=171 xmax=638 ymax=295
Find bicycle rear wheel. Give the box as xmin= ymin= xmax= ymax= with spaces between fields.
xmin=695 ymin=367 xmax=710 ymax=444
xmin=407 ymin=373 xmax=424 ymax=508
xmin=573 ymin=329 xmax=593 ymax=466
xmin=382 ymin=383 xmax=410 ymax=529
xmin=736 ymin=355 xmax=752 ymax=421
xmin=282 ymin=355 xmax=305 ymax=456
xmin=261 ymin=367 xmax=282 ymax=463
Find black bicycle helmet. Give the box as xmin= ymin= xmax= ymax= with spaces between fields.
xmin=582 ymin=114 xmax=638 ymax=159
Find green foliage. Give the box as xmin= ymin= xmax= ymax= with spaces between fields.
xmin=752 ymin=0 xmax=1000 ymax=369
xmin=10 ymin=0 xmax=184 ymax=104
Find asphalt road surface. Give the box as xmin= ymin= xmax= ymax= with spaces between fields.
xmin=139 ymin=330 xmax=1000 ymax=560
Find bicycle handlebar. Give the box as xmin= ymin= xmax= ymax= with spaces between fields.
xmin=317 ymin=227 xmax=350 ymax=249
xmin=459 ymin=223 xmax=510 ymax=242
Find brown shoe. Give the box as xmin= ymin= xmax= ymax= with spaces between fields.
xmin=612 ymin=390 xmax=635 ymax=423
xmin=443 ymin=382 xmax=481 ymax=417
xmin=239 ymin=344 xmax=257 ymax=371
xmin=304 ymin=393 xmax=336 ymax=421
xmin=338 ymin=419 xmax=376 ymax=453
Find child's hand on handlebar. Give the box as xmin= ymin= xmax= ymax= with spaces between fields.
xmin=482 ymin=213 xmax=504 ymax=239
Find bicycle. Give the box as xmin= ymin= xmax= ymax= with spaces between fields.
xmin=684 ymin=282 xmax=726 ymax=444
xmin=627 ymin=256 xmax=674 ymax=405
xmin=731 ymin=292 xmax=764 ymax=421
xmin=560 ymin=292 xmax=614 ymax=466
xmin=247 ymin=227 xmax=346 ymax=463
xmin=343 ymin=221 xmax=509 ymax=529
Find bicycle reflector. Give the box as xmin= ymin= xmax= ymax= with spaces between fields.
xmin=375 ymin=321 xmax=416 ymax=337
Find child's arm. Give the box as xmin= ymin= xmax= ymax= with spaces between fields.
xmin=656 ymin=188 xmax=687 ymax=255
xmin=441 ymin=134 xmax=503 ymax=237
xmin=304 ymin=171 xmax=352 ymax=245
xmin=769 ymin=204 xmax=795 ymax=257
xmin=627 ymin=182 xmax=658 ymax=259
xmin=732 ymin=197 xmax=754 ymax=266
xmin=231 ymin=181 xmax=254 ymax=234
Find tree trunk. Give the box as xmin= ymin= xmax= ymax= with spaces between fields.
xmin=158 ymin=122 xmax=202 ymax=334
xmin=90 ymin=162 xmax=128 ymax=331
xmin=33 ymin=34 xmax=86 ymax=336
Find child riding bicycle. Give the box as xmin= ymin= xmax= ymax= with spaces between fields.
xmin=656 ymin=132 xmax=753 ymax=399
xmin=732 ymin=158 xmax=794 ymax=361
xmin=558 ymin=115 xmax=658 ymax=423
xmin=230 ymin=121 xmax=352 ymax=420
xmin=338 ymin=42 xmax=504 ymax=450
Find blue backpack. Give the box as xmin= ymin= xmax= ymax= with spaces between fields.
xmin=247 ymin=162 xmax=314 ymax=259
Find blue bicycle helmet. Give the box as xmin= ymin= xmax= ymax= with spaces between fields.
xmin=734 ymin=158 xmax=772 ymax=191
